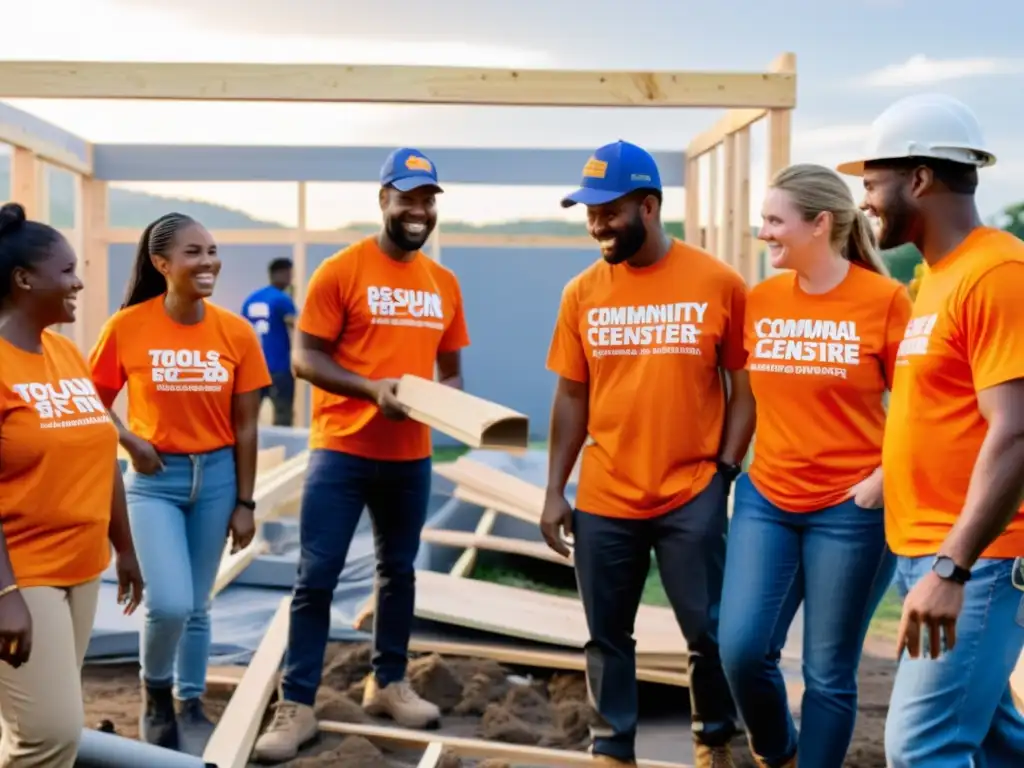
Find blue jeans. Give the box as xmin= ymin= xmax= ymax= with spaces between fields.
xmin=885 ymin=556 xmax=1024 ymax=767
xmin=280 ymin=448 xmax=431 ymax=706
xmin=125 ymin=447 xmax=237 ymax=701
xmin=572 ymin=472 xmax=738 ymax=762
xmin=718 ymin=473 xmax=895 ymax=767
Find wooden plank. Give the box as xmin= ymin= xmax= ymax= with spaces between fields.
xmin=0 ymin=108 xmax=92 ymax=175
xmin=203 ymin=596 xmax=291 ymax=768
xmin=448 ymin=508 xmax=499 ymax=578
xmin=361 ymin=569 xmax=687 ymax=656
xmin=319 ymin=720 xmax=691 ymax=767
xmin=1012 ymin=648 xmax=1024 ymax=712
xmin=424 ymin=528 xmax=571 ymax=567
xmin=451 ymin=485 xmax=539 ymax=526
xmin=686 ymin=108 xmax=767 ymax=159
xmin=396 ymin=375 xmax=529 ymax=451
xmin=437 ymin=457 xmax=546 ymax=515
xmin=0 ymin=60 xmax=796 ymax=109
xmin=256 ymin=445 xmax=286 ymax=475
xmin=417 ymin=742 xmax=445 ymax=768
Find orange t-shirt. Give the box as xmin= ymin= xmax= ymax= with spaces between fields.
xmin=884 ymin=227 xmax=1024 ymax=559
xmin=0 ymin=330 xmax=117 ymax=587
xmin=88 ymin=297 xmax=272 ymax=454
xmin=745 ymin=265 xmax=913 ymax=512
xmin=545 ymin=239 xmax=748 ymax=519
xmin=298 ymin=237 xmax=471 ymax=461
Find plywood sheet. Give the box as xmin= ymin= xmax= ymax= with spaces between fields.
xmin=405 ymin=570 xmax=687 ymax=656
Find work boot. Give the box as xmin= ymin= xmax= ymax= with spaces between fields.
xmin=592 ymin=756 xmax=638 ymax=767
xmin=694 ymin=740 xmax=735 ymax=768
xmin=362 ymin=676 xmax=441 ymax=729
xmin=176 ymin=698 xmax=215 ymax=756
xmin=752 ymin=753 xmax=797 ymax=768
xmin=140 ymin=682 xmax=179 ymax=749
xmin=251 ymin=701 xmax=319 ymax=763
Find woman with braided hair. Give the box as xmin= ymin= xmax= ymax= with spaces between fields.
xmin=0 ymin=201 xmax=143 ymax=766
xmin=88 ymin=212 xmax=271 ymax=754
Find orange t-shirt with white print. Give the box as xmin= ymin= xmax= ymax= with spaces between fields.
xmin=298 ymin=236 xmax=471 ymax=461
xmin=745 ymin=265 xmax=913 ymax=512
xmin=545 ymin=239 xmax=748 ymax=519
xmin=884 ymin=227 xmax=1024 ymax=559
xmin=88 ymin=297 xmax=272 ymax=454
xmin=0 ymin=330 xmax=117 ymax=587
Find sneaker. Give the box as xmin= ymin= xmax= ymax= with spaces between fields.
xmin=251 ymin=700 xmax=319 ymax=763
xmin=694 ymin=741 xmax=735 ymax=768
xmin=362 ymin=677 xmax=441 ymax=729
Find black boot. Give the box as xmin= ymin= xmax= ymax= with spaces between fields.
xmin=177 ymin=698 xmax=216 ymax=756
xmin=140 ymin=682 xmax=179 ymax=749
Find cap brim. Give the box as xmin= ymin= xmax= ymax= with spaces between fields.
xmin=390 ymin=177 xmax=443 ymax=193
xmin=560 ymin=187 xmax=628 ymax=208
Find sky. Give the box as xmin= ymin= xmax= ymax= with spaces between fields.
xmin=3 ymin=0 xmax=1023 ymax=228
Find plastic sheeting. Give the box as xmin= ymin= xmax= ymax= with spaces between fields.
xmin=87 ymin=429 xmax=566 ymax=667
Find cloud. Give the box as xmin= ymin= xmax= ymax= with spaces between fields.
xmin=855 ymin=55 xmax=1024 ymax=88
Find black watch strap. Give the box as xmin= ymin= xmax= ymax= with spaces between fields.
xmin=932 ymin=555 xmax=971 ymax=584
xmin=717 ymin=460 xmax=741 ymax=482
xmin=237 ymin=499 xmax=256 ymax=511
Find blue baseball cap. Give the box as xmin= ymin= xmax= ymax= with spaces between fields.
xmin=380 ymin=147 xmax=443 ymax=192
xmin=561 ymin=140 xmax=662 ymax=208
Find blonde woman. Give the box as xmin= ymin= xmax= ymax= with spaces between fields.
xmin=717 ymin=164 xmax=913 ymax=768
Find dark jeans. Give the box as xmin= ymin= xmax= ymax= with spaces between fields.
xmin=573 ymin=472 xmax=738 ymax=762
xmin=718 ymin=473 xmax=895 ymax=768
xmin=261 ymin=370 xmax=295 ymax=427
xmin=280 ymin=448 xmax=431 ymax=706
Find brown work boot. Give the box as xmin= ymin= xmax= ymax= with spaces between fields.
xmin=751 ymin=751 xmax=797 ymax=768
xmin=251 ymin=700 xmax=319 ymax=763
xmin=592 ymin=756 xmax=638 ymax=766
xmin=362 ymin=676 xmax=441 ymax=729
xmin=694 ymin=740 xmax=736 ymax=768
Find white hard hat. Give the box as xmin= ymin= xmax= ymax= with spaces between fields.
xmin=836 ymin=93 xmax=996 ymax=176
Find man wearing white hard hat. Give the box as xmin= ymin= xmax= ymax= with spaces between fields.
xmin=839 ymin=93 xmax=1024 ymax=766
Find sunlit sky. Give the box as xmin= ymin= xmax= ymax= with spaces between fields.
xmin=4 ymin=0 xmax=1023 ymax=228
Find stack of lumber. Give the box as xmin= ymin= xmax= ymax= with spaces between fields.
xmin=355 ymin=454 xmax=691 ymax=688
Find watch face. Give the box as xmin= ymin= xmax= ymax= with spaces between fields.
xmin=934 ymin=557 xmax=955 ymax=578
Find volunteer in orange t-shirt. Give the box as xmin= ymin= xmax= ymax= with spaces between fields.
xmin=88 ymin=212 xmax=270 ymax=753
xmin=0 ymin=202 xmax=142 ymax=766
xmin=839 ymin=95 xmax=1024 ymax=767
xmin=253 ymin=148 xmax=470 ymax=763
xmin=715 ymin=164 xmax=913 ymax=768
xmin=543 ymin=141 xmax=753 ymax=767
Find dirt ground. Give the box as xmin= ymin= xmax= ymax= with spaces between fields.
xmin=81 ymin=639 xmax=896 ymax=767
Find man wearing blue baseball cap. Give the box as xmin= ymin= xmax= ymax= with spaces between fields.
xmin=253 ymin=148 xmax=471 ymax=762
xmin=543 ymin=140 xmax=753 ymax=767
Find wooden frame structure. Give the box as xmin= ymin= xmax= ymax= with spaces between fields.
xmin=0 ymin=55 xmax=797 ymax=764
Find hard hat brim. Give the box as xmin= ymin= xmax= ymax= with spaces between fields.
xmin=837 ymin=148 xmax=997 ymax=178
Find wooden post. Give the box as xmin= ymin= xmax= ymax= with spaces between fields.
xmin=10 ymin=147 xmax=44 ymax=220
xmin=733 ymin=128 xmax=752 ymax=284
xmin=722 ymin=134 xmax=737 ymax=269
xmin=292 ymin=181 xmax=309 ymax=428
xmin=684 ymin=158 xmax=700 ymax=246
xmin=706 ymin=147 xmax=719 ymax=257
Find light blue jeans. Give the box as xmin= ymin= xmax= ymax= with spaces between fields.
xmin=125 ymin=447 xmax=236 ymax=701
xmin=885 ymin=556 xmax=1024 ymax=767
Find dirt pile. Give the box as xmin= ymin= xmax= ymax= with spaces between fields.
xmin=284 ymin=735 xmax=392 ymax=767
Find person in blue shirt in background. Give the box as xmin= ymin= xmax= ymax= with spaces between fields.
xmin=241 ymin=258 xmax=298 ymax=426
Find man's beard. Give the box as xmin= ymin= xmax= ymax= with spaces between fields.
xmin=385 ymin=218 xmax=433 ymax=252
xmin=877 ymin=195 xmax=919 ymax=251
xmin=602 ymin=214 xmax=647 ymax=265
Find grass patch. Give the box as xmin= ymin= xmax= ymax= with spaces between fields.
xmin=431 ymin=439 xmax=549 ymax=465
xmin=868 ymin=586 xmax=902 ymax=639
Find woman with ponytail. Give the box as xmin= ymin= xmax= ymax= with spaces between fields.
xmin=717 ymin=164 xmax=913 ymax=767
xmin=88 ymin=213 xmax=270 ymax=754
xmin=0 ymin=202 xmax=142 ymax=766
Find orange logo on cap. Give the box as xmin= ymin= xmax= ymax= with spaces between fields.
xmin=582 ymin=157 xmax=608 ymax=179
xmin=405 ymin=155 xmax=433 ymax=172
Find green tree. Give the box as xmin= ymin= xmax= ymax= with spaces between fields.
xmin=999 ymin=202 xmax=1024 ymax=240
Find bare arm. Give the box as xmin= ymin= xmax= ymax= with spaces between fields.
xmin=938 ymin=379 xmax=1024 ymax=568
xmin=718 ymin=368 xmax=756 ymax=466
xmin=232 ymin=390 xmax=261 ymax=504
xmin=291 ymin=331 xmax=378 ymax=401
xmin=108 ymin=461 xmax=134 ymax=555
xmin=0 ymin=418 xmax=19 ymax=592
xmin=436 ymin=350 xmax=463 ymax=390
xmin=546 ymin=377 xmax=589 ymax=498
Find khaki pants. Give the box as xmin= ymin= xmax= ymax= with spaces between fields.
xmin=0 ymin=578 xmax=100 ymax=768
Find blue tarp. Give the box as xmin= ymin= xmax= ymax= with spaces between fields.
xmin=87 ymin=430 xmax=566 ymax=667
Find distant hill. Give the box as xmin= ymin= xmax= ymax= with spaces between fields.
xmin=0 ymin=158 xmax=920 ymax=282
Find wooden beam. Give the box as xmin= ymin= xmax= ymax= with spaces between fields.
xmin=425 ymin=527 xmax=571 ymax=567
xmin=318 ymin=721 xmax=691 ymax=767
xmin=733 ymin=128 xmax=752 ymax=283
xmin=417 ymin=742 xmax=446 ymax=768
xmin=396 ymin=374 xmax=529 ymax=451
xmin=684 ymin=158 xmax=700 ymax=246
xmin=9 ymin=147 xmax=43 ymax=221
xmin=0 ymin=61 xmax=796 ymax=109
xmin=203 ymin=596 xmax=291 ymax=768
xmin=686 ymin=108 xmax=767 ymax=160
xmin=101 ymin=227 xmax=598 ymax=250
xmin=78 ymin=178 xmax=109 ymax=355
xmin=0 ymin=108 xmax=92 ymax=175
xmin=447 ymin=508 xmax=499 ymax=578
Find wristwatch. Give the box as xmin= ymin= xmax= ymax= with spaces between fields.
xmin=932 ymin=555 xmax=971 ymax=584
xmin=717 ymin=460 xmax=742 ymax=484
xmin=237 ymin=499 xmax=256 ymax=512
